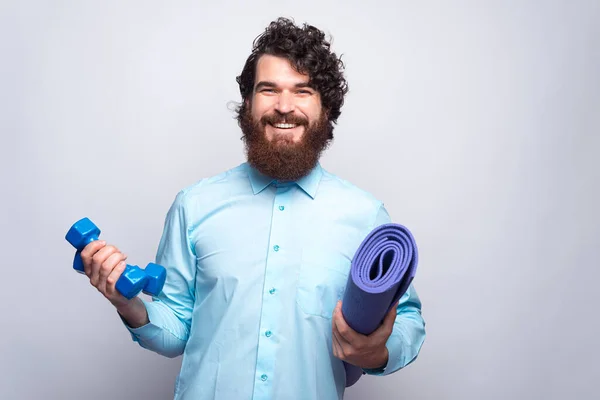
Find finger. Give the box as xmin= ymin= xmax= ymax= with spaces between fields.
xmin=333 ymin=301 xmax=358 ymax=345
xmin=332 ymin=317 xmax=352 ymax=347
xmin=331 ymin=327 xmax=345 ymax=359
xmin=90 ymin=245 xmax=120 ymax=286
xmin=331 ymin=310 xmax=344 ymax=358
xmin=90 ymin=245 xmax=120 ymax=287
xmin=80 ymin=240 xmax=106 ymax=276
xmin=106 ymin=261 xmax=127 ymax=298
xmin=97 ymin=252 xmax=127 ymax=294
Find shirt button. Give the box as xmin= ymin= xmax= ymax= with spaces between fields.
xmin=279 ymin=205 xmax=285 ymax=211
xmin=265 ymin=330 xmax=272 ymax=337
xmin=261 ymin=374 xmax=268 ymax=381
xmin=273 ymin=245 xmax=279 ymax=252
xmin=269 ymin=288 xmax=276 ymax=295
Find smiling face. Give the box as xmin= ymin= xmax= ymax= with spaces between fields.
xmin=250 ymin=54 xmax=323 ymax=145
xmin=240 ymin=54 xmax=332 ymax=181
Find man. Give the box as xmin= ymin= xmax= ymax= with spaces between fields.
xmin=80 ymin=18 xmax=425 ymax=399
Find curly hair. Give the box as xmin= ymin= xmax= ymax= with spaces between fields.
xmin=235 ymin=17 xmax=349 ymax=139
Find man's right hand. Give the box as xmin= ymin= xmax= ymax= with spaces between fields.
xmin=79 ymin=240 xmax=150 ymax=329
xmin=80 ymin=240 xmax=131 ymax=308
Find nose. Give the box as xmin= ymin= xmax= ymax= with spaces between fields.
xmin=275 ymin=91 xmax=295 ymax=114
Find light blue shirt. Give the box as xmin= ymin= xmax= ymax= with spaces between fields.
xmin=124 ymin=162 xmax=426 ymax=400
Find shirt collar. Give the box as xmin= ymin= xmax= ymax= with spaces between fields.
xmin=247 ymin=162 xmax=323 ymax=199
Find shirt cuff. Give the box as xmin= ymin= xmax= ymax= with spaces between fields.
xmin=362 ymin=365 xmax=386 ymax=375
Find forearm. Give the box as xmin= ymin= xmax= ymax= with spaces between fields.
xmin=385 ymin=307 xmax=426 ymax=371
xmin=119 ymin=298 xmax=190 ymax=358
xmin=116 ymin=297 xmax=149 ymax=329
xmin=364 ymin=285 xmax=426 ymax=376
xmin=119 ymin=189 xmax=195 ymax=358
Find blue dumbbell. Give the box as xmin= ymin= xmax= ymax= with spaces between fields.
xmin=65 ymin=217 xmax=166 ymax=299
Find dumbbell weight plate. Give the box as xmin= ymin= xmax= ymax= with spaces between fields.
xmin=142 ymin=263 xmax=167 ymax=296
xmin=115 ymin=264 xmax=148 ymax=300
xmin=73 ymin=251 xmax=85 ymax=274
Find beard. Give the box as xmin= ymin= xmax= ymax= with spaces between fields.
xmin=240 ymin=105 xmax=332 ymax=181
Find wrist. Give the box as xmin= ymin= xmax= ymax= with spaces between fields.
xmin=113 ymin=296 xmax=134 ymax=311
xmin=359 ymin=346 xmax=389 ymax=370
xmin=115 ymin=297 xmax=149 ymax=328
xmin=362 ymin=347 xmax=388 ymax=374
xmin=376 ymin=346 xmax=389 ymax=368
xmin=370 ymin=346 xmax=389 ymax=369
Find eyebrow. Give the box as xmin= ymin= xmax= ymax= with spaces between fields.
xmin=254 ymin=81 xmax=314 ymax=91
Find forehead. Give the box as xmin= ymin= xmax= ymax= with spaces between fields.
xmin=254 ymin=54 xmax=310 ymax=87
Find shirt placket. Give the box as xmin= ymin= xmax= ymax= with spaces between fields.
xmin=253 ymin=183 xmax=294 ymax=399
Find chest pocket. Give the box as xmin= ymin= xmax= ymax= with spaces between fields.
xmin=296 ymin=250 xmax=352 ymax=319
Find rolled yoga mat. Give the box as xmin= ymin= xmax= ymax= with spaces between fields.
xmin=340 ymin=222 xmax=418 ymax=387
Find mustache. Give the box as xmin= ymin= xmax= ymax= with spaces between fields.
xmin=261 ymin=112 xmax=308 ymax=127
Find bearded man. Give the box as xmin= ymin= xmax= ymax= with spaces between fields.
xmin=79 ymin=17 xmax=426 ymax=400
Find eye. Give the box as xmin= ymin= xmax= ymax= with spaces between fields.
xmin=297 ymin=90 xmax=312 ymax=95
xmin=261 ymin=88 xmax=276 ymax=93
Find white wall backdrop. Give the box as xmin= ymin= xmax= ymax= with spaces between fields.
xmin=1 ymin=1 xmax=598 ymax=399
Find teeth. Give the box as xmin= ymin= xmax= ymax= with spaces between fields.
xmin=273 ymin=123 xmax=297 ymax=129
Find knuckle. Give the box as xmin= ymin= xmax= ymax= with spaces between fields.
xmin=82 ymin=242 xmax=99 ymax=256
xmin=92 ymin=253 xmax=103 ymax=264
xmin=80 ymin=245 xmax=91 ymax=257
xmin=100 ymin=262 xmax=112 ymax=273
xmin=81 ymin=253 xmax=92 ymax=264
xmin=334 ymin=346 xmax=341 ymax=356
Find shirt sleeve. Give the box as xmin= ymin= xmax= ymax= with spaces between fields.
xmin=362 ymin=203 xmax=427 ymax=376
xmin=121 ymin=189 xmax=197 ymax=358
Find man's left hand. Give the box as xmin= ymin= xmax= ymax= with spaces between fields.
xmin=331 ymin=300 xmax=397 ymax=370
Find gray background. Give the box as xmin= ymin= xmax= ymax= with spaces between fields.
xmin=1 ymin=0 xmax=598 ymax=399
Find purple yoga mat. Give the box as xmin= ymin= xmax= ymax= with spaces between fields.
xmin=340 ymin=223 xmax=418 ymax=387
